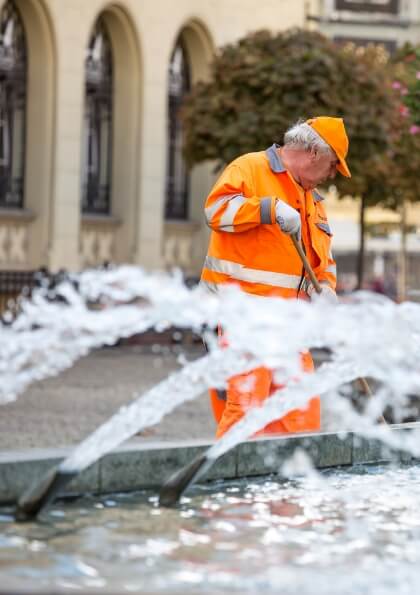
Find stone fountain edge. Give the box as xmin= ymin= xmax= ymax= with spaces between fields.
xmin=0 ymin=424 xmax=418 ymax=504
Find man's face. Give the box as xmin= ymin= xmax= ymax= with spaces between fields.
xmin=295 ymin=150 xmax=338 ymax=190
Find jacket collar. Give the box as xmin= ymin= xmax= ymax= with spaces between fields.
xmin=312 ymin=190 xmax=325 ymax=202
xmin=266 ymin=143 xmax=286 ymax=173
xmin=266 ymin=144 xmax=325 ymax=202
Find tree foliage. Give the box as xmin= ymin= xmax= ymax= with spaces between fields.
xmin=181 ymin=29 xmax=420 ymax=288
xmin=396 ymin=45 xmax=420 ymax=126
xmin=182 ymin=28 xmax=396 ymax=205
xmin=383 ymin=45 xmax=420 ymax=206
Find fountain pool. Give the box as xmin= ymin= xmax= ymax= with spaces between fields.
xmin=1 ymin=463 xmax=420 ymax=594
xmin=2 ymin=267 xmax=420 ymax=592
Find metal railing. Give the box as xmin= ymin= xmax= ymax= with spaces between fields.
xmin=0 ymin=269 xmax=44 ymax=319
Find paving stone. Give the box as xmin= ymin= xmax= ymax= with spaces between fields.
xmin=99 ymin=442 xmax=210 ymax=492
xmin=311 ymin=432 xmax=353 ymax=468
xmin=351 ymin=423 xmax=420 ymax=464
xmin=201 ymin=450 xmax=237 ymax=481
xmin=391 ymin=424 xmax=420 ymax=463
xmin=235 ymin=431 xmax=352 ymax=477
xmin=235 ymin=435 xmax=312 ymax=477
xmin=0 ymin=452 xmax=101 ymax=505
xmin=352 ymin=435 xmax=394 ymax=464
xmin=0 ymin=346 xmax=213 ymax=451
xmin=0 ymin=457 xmax=61 ymax=503
xmin=65 ymin=462 xmax=101 ymax=495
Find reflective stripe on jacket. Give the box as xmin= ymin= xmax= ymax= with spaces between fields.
xmin=200 ymin=144 xmax=336 ymax=298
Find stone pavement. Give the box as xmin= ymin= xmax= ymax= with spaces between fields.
xmin=1 ymin=343 xmax=380 ymax=454
xmin=0 ymin=344 xmax=215 ymax=452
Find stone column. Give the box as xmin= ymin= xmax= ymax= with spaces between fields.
xmin=133 ymin=35 xmax=168 ymax=269
xmin=46 ymin=0 xmax=89 ymax=271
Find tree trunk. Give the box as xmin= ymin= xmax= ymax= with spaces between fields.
xmin=356 ymin=195 xmax=366 ymax=290
xmin=398 ymin=199 xmax=407 ymax=302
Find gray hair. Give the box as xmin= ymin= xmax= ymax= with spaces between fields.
xmin=284 ymin=120 xmax=334 ymax=155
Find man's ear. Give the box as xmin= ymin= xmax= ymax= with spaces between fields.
xmin=309 ymin=149 xmax=318 ymax=163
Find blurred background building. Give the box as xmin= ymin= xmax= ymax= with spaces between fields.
xmin=0 ymin=0 xmax=304 ymax=282
xmin=309 ymin=0 xmax=420 ymax=298
xmin=0 ymin=0 xmax=420 ymax=307
xmin=312 ymin=0 xmax=420 ymax=51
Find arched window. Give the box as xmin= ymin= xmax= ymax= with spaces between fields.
xmin=82 ymin=18 xmax=113 ymax=215
xmin=165 ymin=39 xmax=191 ymax=220
xmin=0 ymin=0 xmax=26 ymax=209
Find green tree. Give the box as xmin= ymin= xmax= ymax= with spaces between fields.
xmin=182 ymin=29 xmax=398 ymax=288
xmin=396 ymin=45 xmax=420 ymax=126
xmin=389 ymin=44 xmax=420 ymax=204
xmin=382 ymin=46 xmax=420 ymax=299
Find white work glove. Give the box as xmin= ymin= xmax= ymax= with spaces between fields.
xmin=305 ymin=281 xmax=338 ymax=304
xmin=275 ymin=199 xmax=301 ymax=240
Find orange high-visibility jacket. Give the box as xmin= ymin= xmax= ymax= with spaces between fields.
xmin=201 ymin=144 xmax=336 ymax=297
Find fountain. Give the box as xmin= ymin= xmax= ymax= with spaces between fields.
xmin=1 ymin=266 xmax=420 ymax=593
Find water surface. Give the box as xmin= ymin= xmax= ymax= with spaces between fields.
xmin=1 ymin=464 xmax=420 ymax=594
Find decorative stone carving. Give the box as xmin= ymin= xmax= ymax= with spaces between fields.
xmin=0 ymin=227 xmax=8 ymax=264
xmin=163 ymin=232 xmax=193 ymax=270
xmin=0 ymin=223 xmax=28 ymax=265
xmin=8 ymin=226 xmax=27 ymax=263
xmin=97 ymin=230 xmax=114 ymax=263
xmin=81 ymin=227 xmax=115 ymax=267
xmin=163 ymin=222 xmax=200 ymax=272
xmin=81 ymin=230 xmax=96 ymax=266
xmin=177 ymin=235 xmax=194 ymax=268
xmin=163 ymin=235 xmax=178 ymax=268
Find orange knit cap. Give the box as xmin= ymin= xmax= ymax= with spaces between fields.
xmin=306 ymin=117 xmax=351 ymax=178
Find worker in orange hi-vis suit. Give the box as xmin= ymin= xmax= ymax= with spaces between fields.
xmin=201 ymin=117 xmax=352 ymax=438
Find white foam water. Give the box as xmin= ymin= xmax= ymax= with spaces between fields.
xmin=2 ymin=267 xmax=420 ymax=469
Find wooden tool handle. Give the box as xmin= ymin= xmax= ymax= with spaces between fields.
xmin=291 ymin=234 xmax=322 ymax=294
xmin=291 ymin=234 xmax=387 ymax=424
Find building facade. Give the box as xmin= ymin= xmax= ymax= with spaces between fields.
xmin=2 ymin=0 xmax=420 ymax=302
xmin=0 ymin=0 xmax=305 ymax=280
xmin=311 ymin=0 xmax=420 ymax=51
xmin=308 ymin=0 xmax=420 ymax=298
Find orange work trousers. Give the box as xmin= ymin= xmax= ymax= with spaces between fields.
xmin=210 ymin=351 xmax=320 ymax=438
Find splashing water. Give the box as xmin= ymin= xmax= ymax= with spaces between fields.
xmin=2 ymin=266 xmax=420 ymax=470
xmin=61 ymin=349 xmax=258 ymax=472
xmin=2 ymin=464 xmax=420 ymax=594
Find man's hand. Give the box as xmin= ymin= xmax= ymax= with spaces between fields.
xmin=306 ymin=282 xmax=338 ymax=303
xmin=275 ymin=199 xmax=301 ymax=240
